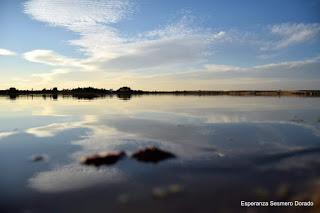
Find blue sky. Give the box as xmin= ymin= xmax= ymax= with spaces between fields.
xmin=0 ymin=0 xmax=319 ymax=90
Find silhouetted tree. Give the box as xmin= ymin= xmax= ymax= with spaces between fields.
xmin=9 ymin=87 xmax=17 ymax=93
xmin=117 ymin=86 xmax=132 ymax=92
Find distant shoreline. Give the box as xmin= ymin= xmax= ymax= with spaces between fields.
xmin=1 ymin=87 xmax=320 ymax=99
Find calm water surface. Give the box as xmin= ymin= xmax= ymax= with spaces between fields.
xmin=0 ymin=95 xmax=320 ymax=213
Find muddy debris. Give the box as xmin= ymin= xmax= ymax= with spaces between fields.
xmin=132 ymin=147 xmax=176 ymax=163
xmin=290 ymin=116 xmax=304 ymax=123
xmin=80 ymin=151 xmax=126 ymax=166
xmin=31 ymin=154 xmax=48 ymax=162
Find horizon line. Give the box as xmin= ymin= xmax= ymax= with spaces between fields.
xmin=1 ymin=86 xmax=320 ymax=92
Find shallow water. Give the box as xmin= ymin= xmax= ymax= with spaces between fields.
xmin=0 ymin=95 xmax=320 ymax=213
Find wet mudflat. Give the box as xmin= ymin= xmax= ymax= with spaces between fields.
xmin=0 ymin=95 xmax=320 ymax=213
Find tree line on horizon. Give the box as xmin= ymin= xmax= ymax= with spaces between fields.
xmin=0 ymin=86 xmax=136 ymax=94
xmin=0 ymin=86 xmax=320 ymax=98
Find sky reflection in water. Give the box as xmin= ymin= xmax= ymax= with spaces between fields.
xmin=0 ymin=95 xmax=320 ymax=212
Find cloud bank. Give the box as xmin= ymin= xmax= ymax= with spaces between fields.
xmin=23 ymin=0 xmax=226 ymax=70
xmin=19 ymin=0 xmax=320 ymax=90
xmin=262 ymin=23 xmax=320 ymax=50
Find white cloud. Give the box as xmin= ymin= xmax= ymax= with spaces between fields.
xmin=204 ymin=56 xmax=320 ymax=74
xmin=23 ymin=50 xmax=95 ymax=72
xmin=183 ymin=56 xmax=320 ymax=83
xmin=0 ymin=48 xmax=16 ymax=56
xmin=100 ymin=35 xmax=220 ymax=70
xmin=23 ymin=0 xmax=132 ymax=28
xmin=24 ymin=50 xmax=75 ymax=66
xmin=252 ymin=56 xmax=320 ymax=70
xmin=23 ymin=1 xmax=227 ymax=72
xmin=262 ymin=23 xmax=320 ymax=50
xmin=204 ymin=64 xmax=242 ymax=72
xmin=94 ymin=15 xmax=226 ymax=70
xmin=73 ymin=13 xmax=227 ymax=69
xmin=23 ymin=0 xmax=132 ymax=59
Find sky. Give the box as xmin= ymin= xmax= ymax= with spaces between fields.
xmin=0 ymin=0 xmax=320 ymax=90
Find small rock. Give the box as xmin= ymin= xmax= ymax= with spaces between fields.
xmin=80 ymin=151 xmax=126 ymax=166
xmin=31 ymin=154 xmax=48 ymax=162
xmin=132 ymin=147 xmax=175 ymax=163
xmin=290 ymin=116 xmax=304 ymax=123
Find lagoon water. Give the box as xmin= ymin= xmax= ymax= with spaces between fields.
xmin=0 ymin=95 xmax=320 ymax=212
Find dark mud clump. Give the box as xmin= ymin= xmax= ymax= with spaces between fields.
xmin=81 ymin=151 xmax=126 ymax=166
xmin=31 ymin=154 xmax=48 ymax=162
xmin=132 ymin=147 xmax=175 ymax=163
